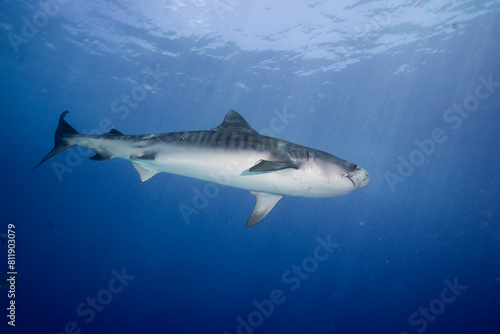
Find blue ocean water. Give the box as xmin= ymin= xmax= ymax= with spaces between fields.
xmin=1 ymin=1 xmax=499 ymax=333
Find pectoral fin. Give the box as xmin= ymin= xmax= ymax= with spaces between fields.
xmin=131 ymin=162 xmax=160 ymax=182
xmin=130 ymin=151 xmax=157 ymax=160
xmin=246 ymin=192 xmax=284 ymax=227
xmin=249 ymin=160 xmax=298 ymax=172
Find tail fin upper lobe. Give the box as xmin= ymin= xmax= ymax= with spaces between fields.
xmin=33 ymin=111 xmax=79 ymax=169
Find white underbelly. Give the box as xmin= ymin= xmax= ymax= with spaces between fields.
xmin=129 ymin=149 xmax=331 ymax=198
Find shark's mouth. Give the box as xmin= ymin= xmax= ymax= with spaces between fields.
xmin=346 ymin=166 xmax=370 ymax=190
xmin=342 ymin=173 xmax=357 ymax=188
xmin=347 ymin=175 xmax=357 ymax=188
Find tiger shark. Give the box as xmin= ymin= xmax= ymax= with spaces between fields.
xmin=34 ymin=110 xmax=369 ymax=227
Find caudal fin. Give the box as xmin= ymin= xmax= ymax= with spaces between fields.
xmin=33 ymin=111 xmax=79 ymax=169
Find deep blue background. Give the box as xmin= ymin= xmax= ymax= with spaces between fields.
xmin=1 ymin=1 xmax=499 ymax=334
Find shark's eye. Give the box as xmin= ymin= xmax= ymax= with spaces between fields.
xmin=353 ymin=164 xmax=358 ymax=169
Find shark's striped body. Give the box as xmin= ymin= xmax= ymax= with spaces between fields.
xmin=34 ymin=110 xmax=369 ymax=226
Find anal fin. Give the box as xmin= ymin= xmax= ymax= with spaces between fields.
xmin=132 ymin=162 xmax=160 ymax=182
xmin=246 ymin=191 xmax=284 ymax=227
xmin=89 ymin=151 xmax=114 ymax=161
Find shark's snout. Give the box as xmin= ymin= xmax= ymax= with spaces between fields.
xmin=347 ymin=165 xmax=369 ymax=190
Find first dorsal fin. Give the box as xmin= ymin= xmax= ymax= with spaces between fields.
xmin=212 ymin=110 xmax=258 ymax=135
